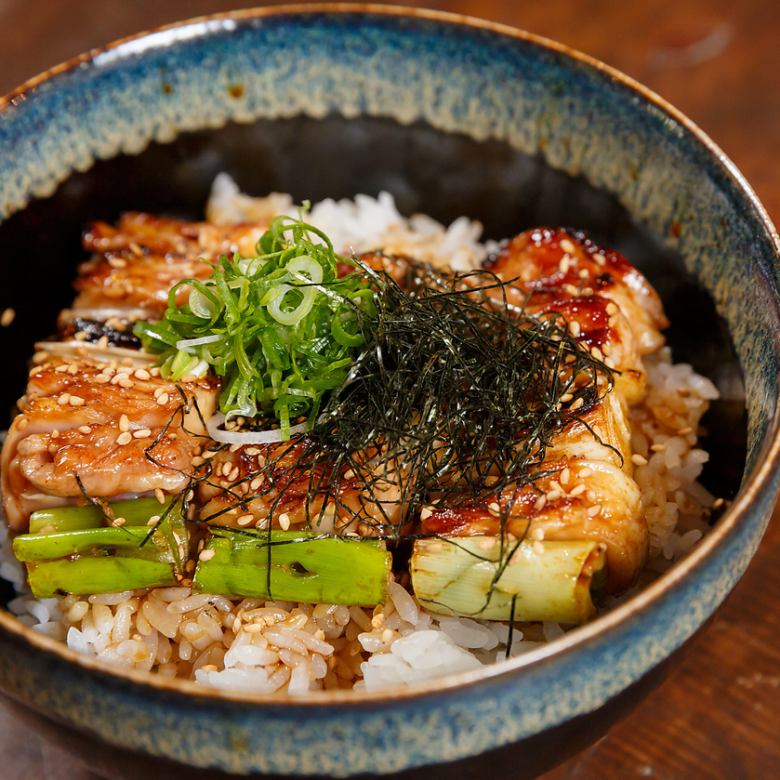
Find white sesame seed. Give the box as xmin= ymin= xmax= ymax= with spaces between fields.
xmin=420 ymin=506 xmax=433 ymax=521
xmin=650 ymin=443 xmax=667 ymax=452
xmin=631 ymin=454 xmax=648 ymax=466
xmin=570 ymin=397 xmax=584 ymax=410
xmin=593 ymin=252 xmax=606 ymax=266
xmin=57 ymin=393 xmax=70 ymax=405
xmin=156 ymin=392 xmax=170 ymax=406
xmin=119 ymin=414 xmax=130 ymax=432
xmin=118 ymin=378 xmax=133 ymax=389
xmin=278 ymin=513 xmax=291 ymax=530
xmin=606 ymin=302 xmax=619 ymax=315
xmin=134 ymin=368 xmax=151 ymax=380
xmin=237 ymin=514 xmax=254 ymax=527
xmin=569 ymin=484 xmax=587 ymax=497
xmin=155 ymin=488 xmax=166 ymax=504
xmin=68 ymin=395 xmax=85 ymax=407
xmin=78 ymin=425 xmax=91 ymax=434
xmin=587 ymin=505 xmax=601 ymax=517
xmin=560 ymin=467 xmax=570 ymax=486
xmin=55 ymin=364 xmax=68 ymax=373
xmin=560 ymin=238 xmax=576 ymax=255
xmin=249 ymin=477 xmax=263 ymax=491
xmin=0 ymin=308 xmax=15 ymax=327
xmin=112 ymin=517 xmax=126 ymax=527
xmin=558 ymin=256 xmax=570 ymax=274
xmin=147 ymin=515 xmax=161 ymax=527
xmin=533 ymin=494 xmax=547 ymax=512
xmin=244 ymin=447 xmax=261 ymax=456
xmin=199 ymin=549 xmax=216 ymax=562
xmin=116 ymin=432 xmax=132 ymax=446
xmin=488 ymin=502 xmax=501 ymax=516
xmin=132 ymin=428 xmax=152 ymax=439
xmin=569 ymin=321 xmax=581 ymax=337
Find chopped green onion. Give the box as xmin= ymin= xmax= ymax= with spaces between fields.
xmin=135 ymin=213 xmax=377 ymax=437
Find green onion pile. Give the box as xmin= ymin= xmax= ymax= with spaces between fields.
xmin=134 ymin=213 xmax=376 ymax=438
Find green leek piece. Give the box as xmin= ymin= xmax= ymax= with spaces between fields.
xmin=194 ymin=530 xmax=390 ymax=606
xmin=13 ymin=527 xmax=173 ymax=562
xmin=29 ymin=497 xmax=172 ymax=534
xmin=26 ymin=497 xmax=188 ymax=578
xmin=410 ymin=537 xmax=606 ymax=625
xmin=26 ymin=557 xmax=176 ymax=598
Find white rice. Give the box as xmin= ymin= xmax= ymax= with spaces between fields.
xmin=0 ymin=181 xmax=721 ymax=693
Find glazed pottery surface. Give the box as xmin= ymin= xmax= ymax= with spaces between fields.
xmin=0 ymin=6 xmax=778 ymax=777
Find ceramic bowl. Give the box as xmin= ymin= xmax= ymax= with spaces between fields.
xmin=0 ymin=6 xmax=778 ymax=778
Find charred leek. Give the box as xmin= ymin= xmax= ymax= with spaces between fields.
xmin=194 ymin=530 xmax=390 ymax=606
xmin=29 ymin=497 xmax=172 ymax=533
xmin=16 ymin=498 xmax=187 ymax=597
xmin=25 ymin=558 xmax=176 ymax=598
xmin=410 ymin=538 xmax=606 ymax=624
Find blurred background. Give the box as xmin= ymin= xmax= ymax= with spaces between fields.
xmin=0 ymin=1 xmax=777 ymax=778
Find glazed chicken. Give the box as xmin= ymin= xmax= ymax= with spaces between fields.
xmin=1 ymin=356 xmax=219 ymax=529
xmin=415 ymin=228 xmax=670 ymax=591
xmin=199 ymin=442 xmax=406 ymax=536
xmin=484 ymin=227 xmax=668 ymax=354
xmin=59 ymin=212 xmax=270 ymax=337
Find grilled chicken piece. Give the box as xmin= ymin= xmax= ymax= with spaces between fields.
xmin=68 ymin=212 xmax=269 ymax=322
xmin=420 ymin=458 xmax=643 ymax=592
xmin=199 ymin=443 xmax=405 ymax=536
xmin=414 ymin=228 xmax=665 ymax=592
xmin=484 ymin=227 xmax=667 ymax=354
xmin=1 ymin=357 xmax=219 ymax=530
xmin=485 ymin=228 xmax=667 ymax=405
xmin=420 ymin=349 xmax=646 ymax=591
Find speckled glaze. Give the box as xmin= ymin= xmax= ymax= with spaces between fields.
xmin=0 ymin=5 xmax=778 ymax=777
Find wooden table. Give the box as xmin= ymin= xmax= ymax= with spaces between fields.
xmin=0 ymin=1 xmax=777 ymax=777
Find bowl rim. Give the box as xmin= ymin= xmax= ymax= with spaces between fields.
xmin=0 ymin=2 xmax=778 ymax=708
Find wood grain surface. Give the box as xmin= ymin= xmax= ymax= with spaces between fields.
xmin=0 ymin=1 xmax=777 ymax=778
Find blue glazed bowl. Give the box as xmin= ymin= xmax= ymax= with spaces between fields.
xmin=0 ymin=6 xmax=778 ymax=778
